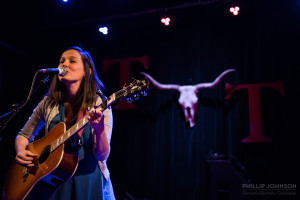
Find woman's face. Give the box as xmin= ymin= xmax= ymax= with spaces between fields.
xmin=58 ymin=49 xmax=86 ymax=85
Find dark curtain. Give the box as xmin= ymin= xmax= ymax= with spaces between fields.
xmin=102 ymin=1 xmax=299 ymax=199
xmin=0 ymin=0 xmax=298 ymax=199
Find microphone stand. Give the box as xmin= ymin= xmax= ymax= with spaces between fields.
xmin=0 ymin=71 xmax=50 ymax=149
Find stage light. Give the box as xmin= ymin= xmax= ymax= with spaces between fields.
xmin=62 ymin=0 xmax=68 ymax=2
xmin=229 ymin=6 xmax=240 ymax=15
xmin=161 ymin=17 xmax=171 ymax=26
xmin=99 ymin=27 xmax=108 ymax=35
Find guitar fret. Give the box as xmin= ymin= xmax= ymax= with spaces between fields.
xmin=116 ymin=90 xmax=124 ymax=99
xmin=70 ymin=127 xmax=74 ymax=135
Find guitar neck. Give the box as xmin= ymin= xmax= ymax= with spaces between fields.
xmin=50 ymin=115 xmax=87 ymax=152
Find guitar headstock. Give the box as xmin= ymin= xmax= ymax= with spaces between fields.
xmin=116 ymin=78 xmax=149 ymax=103
xmin=98 ymin=78 xmax=149 ymax=110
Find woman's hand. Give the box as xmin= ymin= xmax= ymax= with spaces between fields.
xmin=87 ymin=107 xmax=105 ymax=134
xmin=15 ymin=150 xmax=37 ymax=167
xmin=87 ymin=107 xmax=109 ymax=157
xmin=15 ymin=136 xmax=38 ymax=167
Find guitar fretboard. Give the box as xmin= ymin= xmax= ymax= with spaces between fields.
xmin=50 ymin=115 xmax=89 ymax=152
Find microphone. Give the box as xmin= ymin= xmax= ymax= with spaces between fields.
xmin=39 ymin=67 xmax=67 ymax=77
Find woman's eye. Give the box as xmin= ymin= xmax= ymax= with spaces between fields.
xmin=70 ymin=60 xmax=76 ymax=63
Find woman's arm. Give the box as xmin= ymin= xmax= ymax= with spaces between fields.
xmin=15 ymin=97 xmax=47 ymax=167
xmin=88 ymin=107 xmax=113 ymax=161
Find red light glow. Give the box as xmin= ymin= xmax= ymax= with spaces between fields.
xmin=161 ymin=17 xmax=171 ymax=26
xmin=229 ymin=6 xmax=240 ymax=16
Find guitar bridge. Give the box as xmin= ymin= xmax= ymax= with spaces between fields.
xmin=22 ymin=167 xmax=29 ymax=182
xmin=22 ymin=158 xmax=39 ymax=183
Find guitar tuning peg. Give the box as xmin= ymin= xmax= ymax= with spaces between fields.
xmin=134 ymin=94 xmax=140 ymax=100
xmin=141 ymin=91 xmax=147 ymax=96
xmin=127 ymin=97 xmax=133 ymax=103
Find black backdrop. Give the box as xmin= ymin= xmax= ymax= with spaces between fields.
xmin=0 ymin=0 xmax=299 ymax=199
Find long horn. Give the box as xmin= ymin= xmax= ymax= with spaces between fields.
xmin=140 ymin=72 xmax=180 ymax=91
xmin=195 ymin=69 xmax=235 ymax=90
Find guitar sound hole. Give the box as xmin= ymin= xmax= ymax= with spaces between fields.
xmin=39 ymin=145 xmax=51 ymax=164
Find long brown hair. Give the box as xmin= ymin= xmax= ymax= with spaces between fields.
xmin=48 ymin=46 xmax=105 ymax=111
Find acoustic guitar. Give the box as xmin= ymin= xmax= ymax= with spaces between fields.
xmin=2 ymin=78 xmax=149 ymax=200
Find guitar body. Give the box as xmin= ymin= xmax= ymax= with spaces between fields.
xmin=3 ymin=122 xmax=80 ymax=200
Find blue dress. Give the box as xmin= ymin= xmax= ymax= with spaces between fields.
xmin=49 ymin=104 xmax=115 ymax=200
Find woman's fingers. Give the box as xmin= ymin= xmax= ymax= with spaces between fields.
xmin=17 ymin=150 xmax=37 ymax=160
xmin=88 ymin=108 xmax=104 ymax=121
xmin=87 ymin=108 xmax=105 ymax=133
xmin=15 ymin=156 xmax=34 ymax=167
xmin=26 ymin=151 xmax=38 ymax=157
xmin=15 ymin=150 xmax=37 ymax=167
xmin=16 ymin=158 xmax=32 ymax=165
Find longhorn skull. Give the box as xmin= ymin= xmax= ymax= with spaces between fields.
xmin=141 ymin=69 xmax=235 ymax=127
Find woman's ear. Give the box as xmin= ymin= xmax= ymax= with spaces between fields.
xmin=89 ymin=68 xmax=92 ymax=74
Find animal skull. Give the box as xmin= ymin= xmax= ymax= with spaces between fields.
xmin=141 ymin=69 xmax=235 ymax=127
